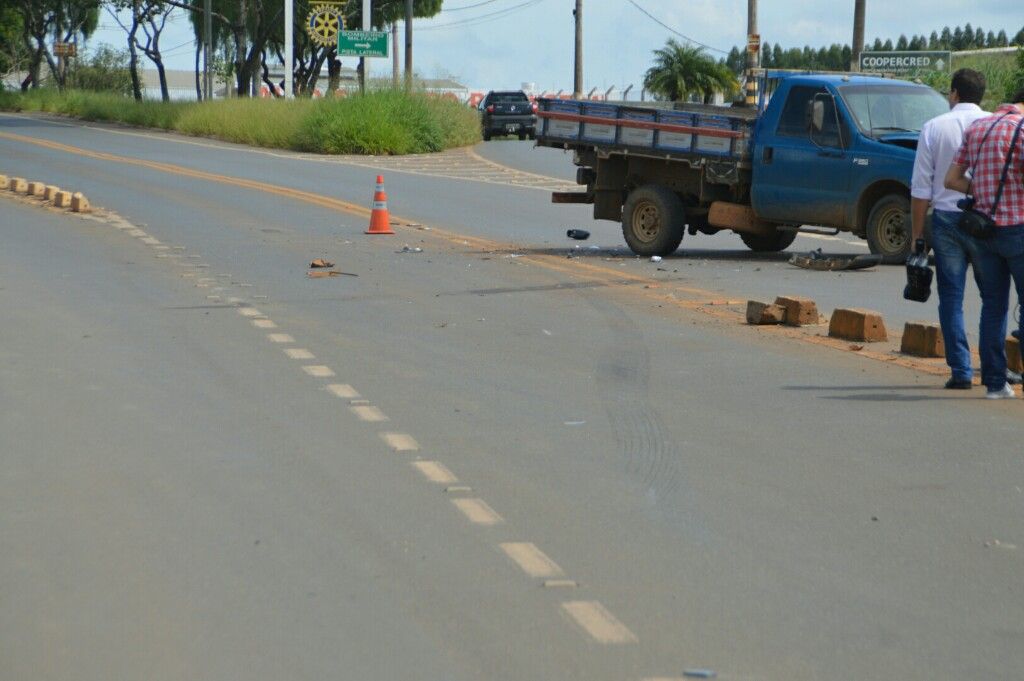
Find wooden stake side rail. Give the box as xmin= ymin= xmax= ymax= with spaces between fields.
xmin=535 ymin=110 xmax=745 ymax=140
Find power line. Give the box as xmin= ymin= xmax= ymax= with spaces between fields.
xmin=419 ymin=0 xmax=547 ymax=31
xmin=625 ymin=0 xmax=727 ymax=55
xmin=442 ymin=0 xmax=505 ymax=11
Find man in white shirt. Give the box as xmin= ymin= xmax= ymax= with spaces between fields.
xmin=910 ymin=69 xmax=988 ymax=389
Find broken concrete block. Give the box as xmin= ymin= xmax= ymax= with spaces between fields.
xmin=26 ymin=181 xmax=46 ymax=197
xmin=1007 ymin=337 xmax=1022 ymax=373
xmin=0 ymin=175 xmax=8 ymax=190
xmin=829 ymin=308 xmax=888 ymax=342
xmin=44 ymin=185 xmax=60 ymax=200
xmin=11 ymin=177 xmax=28 ymax=193
xmin=53 ymin=190 xmax=73 ymax=208
xmin=71 ymin=192 xmax=91 ymax=213
xmin=746 ymin=300 xmax=786 ymax=325
xmin=900 ymin=322 xmax=945 ymax=358
xmin=774 ymin=295 xmax=819 ymax=326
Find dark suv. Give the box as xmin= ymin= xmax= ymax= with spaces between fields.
xmin=478 ymin=90 xmax=537 ymax=141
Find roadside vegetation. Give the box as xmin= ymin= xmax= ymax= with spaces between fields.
xmin=0 ymin=88 xmax=481 ymax=154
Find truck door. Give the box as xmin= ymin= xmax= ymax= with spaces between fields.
xmin=752 ymin=85 xmax=851 ymax=227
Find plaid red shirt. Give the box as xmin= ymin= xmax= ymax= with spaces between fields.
xmin=953 ymin=104 xmax=1024 ymax=226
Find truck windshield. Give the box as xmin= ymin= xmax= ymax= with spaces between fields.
xmin=838 ymin=84 xmax=948 ymax=137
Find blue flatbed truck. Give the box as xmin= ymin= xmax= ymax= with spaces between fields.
xmin=535 ymin=71 xmax=949 ymax=262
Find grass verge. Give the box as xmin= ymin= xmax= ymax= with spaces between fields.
xmin=0 ymin=89 xmax=481 ymax=154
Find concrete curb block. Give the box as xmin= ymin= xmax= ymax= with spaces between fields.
xmin=27 ymin=181 xmax=46 ymax=197
xmin=53 ymin=190 xmax=73 ymax=208
xmin=44 ymin=185 xmax=61 ymax=200
xmin=746 ymin=300 xmax=785 ymax=325
xmin=774 ymin=295 xmax=819 ymax=326
xmin=829 ymin=308 xmax=888 ymax=342
xmin=71 ymin=192 xmax=91 ymax=213
xmin=11 ymin=177 xmax=28 ymax=193
xmin=1007 ymin=337 xmax=1022 ymax=373
xmin=0 ymin=174 xmax=8 ymax=190
xmin=900 ymin=322 xmax=945 ymax=358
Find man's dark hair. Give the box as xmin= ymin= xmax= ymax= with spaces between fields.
xmin=951 ymin=69 xmax=986 ymax=104
xmin=1012 ymin=87 xmax=1024 ymax=104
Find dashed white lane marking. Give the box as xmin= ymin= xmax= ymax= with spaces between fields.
xmin=252 ymin=319 xmax=277 ymax=328
xmin=451 ymin=498 xmax=503 ymax=525
xmin=500 ymin=542 xmax=564 ymax=578
xmin=127 ymin=229 xmax=147 ymax=237
xmin=351 ymin=405 xmax=388 ymax=422
xmin=327 ymin=383 xmax=360 ymax=399
xmin=141 ymin=237 xmax=161 ymax=245
xmin=561 ymin=601 xmax=638 ymax=644
xmin=543 ymin=580 xmax=578 ymax=588
xmin=302 ymin=365 xmax=336 ymax=378
xmin=267 ymin=333 xmax=295 ymax=343
xmin=411 ymin=460 xmax=458 ymax=484
xmin=238 ymin=308 xmax=263 ymax=317
xmin=284 ymin=348 xmax=315 ymax=359
xmin=379 ymin=432 xmax=419 ymax=451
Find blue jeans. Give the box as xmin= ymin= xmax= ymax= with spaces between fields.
xmin=972 ymin=224 xmax=1024 ymax=390
xmin=931 ymin=209 xmax=985 ymax=381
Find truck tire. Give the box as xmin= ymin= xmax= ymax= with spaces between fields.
xmin=740 ymin=228 xmax=798 ymax=252
xmin=482 ymin=130 xmax=492 ymax=141
xmin=621 ymin=185 xmax=685 ymax=256
xmin=865 ymin=194 xmax=911 ymax=263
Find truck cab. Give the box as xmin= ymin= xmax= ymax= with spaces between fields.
xmin=751 ymin=74 xmax=948 ymax=260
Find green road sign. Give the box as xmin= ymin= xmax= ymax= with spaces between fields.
xmin=337 ymin=30 xmax=389 ymax=58
xmin=859 ymin=51 xmax=951 ymax=74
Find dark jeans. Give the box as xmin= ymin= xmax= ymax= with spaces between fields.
xmin=931 ymin=209 xmax=985 ymax=381
xmin=973 ymin=224 xmax=1024 ymax=390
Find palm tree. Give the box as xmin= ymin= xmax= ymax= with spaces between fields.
xmin=643 ymin=39 xmax=737 ymax=103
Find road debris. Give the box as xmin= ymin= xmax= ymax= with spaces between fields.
xmin=566 ymin=229 xmax=590 ymax=240
xmin=307 ymin=270 xmax=358 ymax=278
xmin=683 ymin=669 xmax=717 ymax=678
xmin=650 ymin=255 xmax=663 ymax=263
xmin=310 ymin=258 xmax=334 ymax=268
xmin=400 ymin=245 xmax=423 ymax=253
xmin=789 ymin=249 xmax=882 ymax=271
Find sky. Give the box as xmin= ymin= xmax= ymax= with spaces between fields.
xmin=89 ymin=0 xmax=1023 ymax=93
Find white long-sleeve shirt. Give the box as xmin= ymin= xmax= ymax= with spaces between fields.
xmin=911 ymin=102 xmax=988 ymax=212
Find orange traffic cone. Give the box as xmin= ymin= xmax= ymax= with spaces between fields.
xmin=366 ymin=175 xmax=395 ymax=235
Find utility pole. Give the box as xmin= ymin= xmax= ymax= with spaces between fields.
xmin=744 ymin=0 xmax=758 ymax=106
xmin=851 ymin=0 xmax=866 ymax=71
xmin=392 ymin=22 xmax=400 ymax=87
xmin=284 ymin=0 xmax=293 ymax=97
xmin=203 ymin=0 xmax=213 ymax=99
xmin=573 ymin=0 xmax=583 ymax=98
xmin=404 ymin=0 xmax=413 ymax=91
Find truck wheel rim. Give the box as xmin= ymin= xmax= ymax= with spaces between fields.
xmin=878 ymin=208 xmax=906 ymax=253
xmin=633 ymin=202 xmax=661 ymax=243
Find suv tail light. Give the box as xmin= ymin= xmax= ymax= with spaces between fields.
xmin=486 ymin=105 xmax=495 ymax=113
xmin=531 ymin=102 xmax=538 ymax=113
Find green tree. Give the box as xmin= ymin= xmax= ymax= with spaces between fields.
xmin=940 ymin=27 xmax=952 ymax=49
xmin=724 ymin=45 xmax=743 ymax=75
xmin=928 ymin=31 xmax=939 ymax=49
xmin=952 ymin=26 xmax=964 ymax=50
xmin=1014 ymin=27 xmax=1024 ymax=46
xmin=642 ymin=39 xmax=738 ymax=103
xmin=871 ymin=37 xmax=883 ymax=51
xmin=882 ymin=38 xmax=893 ymax=51
xmin=896 ymin=34 xmax=908 ymax=50
xmin=761 ymin=41 xmax=772 ymax=67
xmin=996 ymin=29 xmax=1008 ymax=47
xmin=67 ymin=44 xmax=132 ymax=94
xmin=772 ymin=43 xmax=783 ymax=67
xmin=1008 ymin=46 xmax=1024 ymax=101
xmin=975 ymin=27 xmax=985 ymax=48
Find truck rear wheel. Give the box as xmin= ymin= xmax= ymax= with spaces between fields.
xmin=865 ymin=194 xmax=911 ymax=263
xmin=621 ymin=185 xmax=685 ymax=256
xmin=740 ymin=229 xmax=797 ymax=252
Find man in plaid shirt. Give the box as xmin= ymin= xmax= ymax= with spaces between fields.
xmin=945 ymin=88 xmax=1024 ymax=399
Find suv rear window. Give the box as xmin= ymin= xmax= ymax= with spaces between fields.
xmin=489 ymin=92 xmax=529 ymax=103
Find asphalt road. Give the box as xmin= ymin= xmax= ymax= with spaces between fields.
xmin=2 ymin=114 xmax=1022 ymax=681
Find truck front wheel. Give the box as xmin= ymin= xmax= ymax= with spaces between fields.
xmin=621 ymin=185 xmax=685 ymax=256
xmin=740 ymin=228 xmax=797 ymax=252
xmin=865 ymin=194 xmax=911 ymax=263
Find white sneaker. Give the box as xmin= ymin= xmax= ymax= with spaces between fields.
xmin=985 ymin=384 xmax=1015 ymax=399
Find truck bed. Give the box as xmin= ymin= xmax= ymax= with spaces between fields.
xmin=534 ymin=98 xmax=757 ymax=166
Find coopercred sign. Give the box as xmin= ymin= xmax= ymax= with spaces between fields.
xmin=859 ymin=50 xmax=951 ymax=73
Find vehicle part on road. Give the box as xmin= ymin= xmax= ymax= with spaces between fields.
xmin=566 ymin=229 xmax=590 ymax=240
xmin=310 ymin=258 xmax=334 ymax=268
xmin=901 ymin=322 xmax=945 ymax=358
xmin=746 ymin=300 xmax=785 ymax=325
xmin=621 ymin=185 xmax=684 ymax=257
xmin=866 ymin=193 xmax=911 ymax=263
xmin=788 ymin=250 xmax=882 ymax=271
xmin=829 ymin=308 xmax=888 ymax=342
xmin=308 ymin=270 xmax=357 ymax=278
xmin=774 ymin=296 xmax=820 ymax=327
xmin=366 ymin=175 xmax=395 ymax=235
